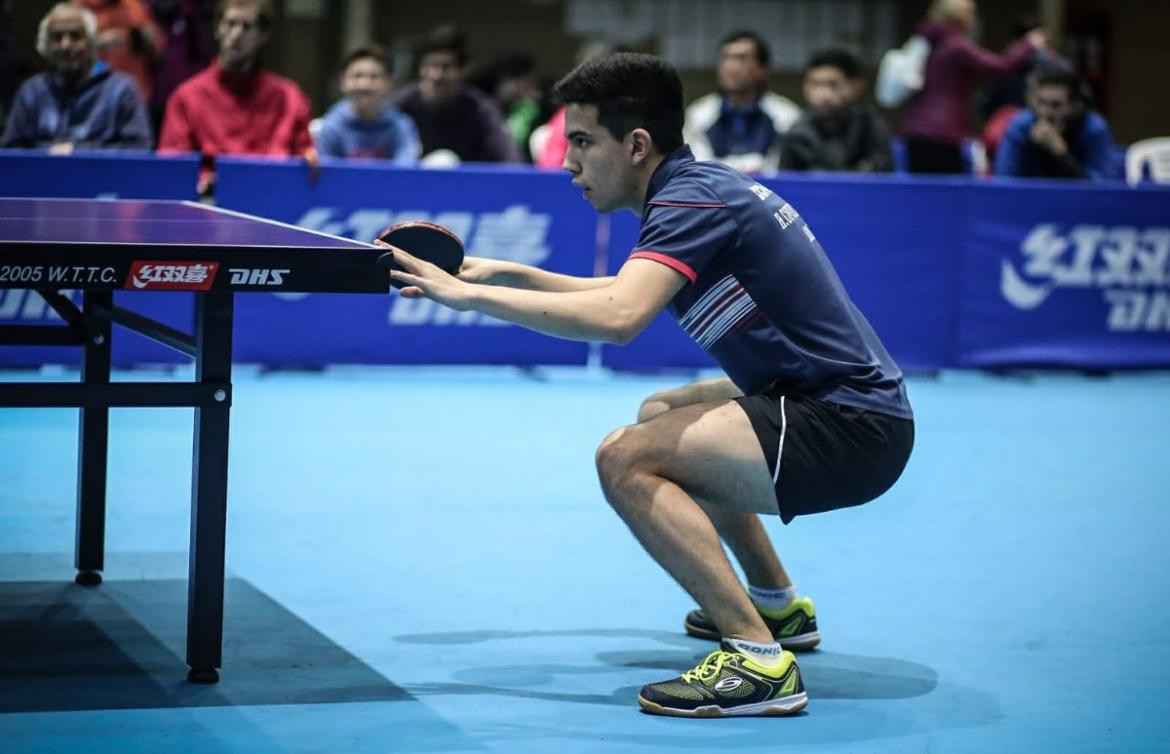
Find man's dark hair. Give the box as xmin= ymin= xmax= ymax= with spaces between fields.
xmin=1028 ymin=65 xmax=1086 ymax=102
xmin=341 ymin=44 xmax=389 ymax=74
xmin=720 ymin=30 xmax=770 ymax=67
xmin=416 ymin=25 xmax=468 ymax=67
xmin=552 ymin=52 xmax=684 ymax=155
xmin=805 ymin=48 xmax=862 ymax=79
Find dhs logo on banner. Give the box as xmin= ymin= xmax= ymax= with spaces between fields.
xmin=1002 ymin=224 xmax=1170 ymax=332
xmin=295 ymin=205 xmax=552 ymax=327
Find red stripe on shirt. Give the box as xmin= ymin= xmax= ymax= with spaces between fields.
xmin=628 ymin=251 xmax=698 ymax=283
xmin=647 ymin=201 xmax=728 ymax=209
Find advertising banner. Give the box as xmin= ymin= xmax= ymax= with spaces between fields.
xmin=958 ymin=181 xmax=1170 ymax=367
xmin=215 ymin=158 xmax=595 ymax=366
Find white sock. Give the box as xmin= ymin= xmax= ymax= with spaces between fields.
xmin=747 ymin=584 xmax=798 ymax=612
xmin=725 ymin=637 xmax=785 ymax=668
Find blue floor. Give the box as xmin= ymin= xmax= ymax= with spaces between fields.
xmin=2 ymin=367 xmax=1168 ymax=753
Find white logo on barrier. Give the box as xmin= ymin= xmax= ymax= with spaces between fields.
xmin=1001 ymin=224 xmax=1170 ymax=332
xmin=295 ymin=205 xmax=554 ymax=327
xmin=0 ymin=290 xmax=78 ymax=322
xmin=387 ymin=297 xmax=508 ymax=327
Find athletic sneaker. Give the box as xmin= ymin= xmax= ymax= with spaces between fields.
xmin=683 ymin=596 xmax=820 ymax=650
xmin=637 ymin=641 xmax=808 ymax=717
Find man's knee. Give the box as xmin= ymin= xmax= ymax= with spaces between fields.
xmin=636 ymin=398 xmax=671 ymax=423
xmin=595 ymin=425 xmax=646 ymax=502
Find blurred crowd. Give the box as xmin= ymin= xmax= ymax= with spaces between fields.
xmin=0 ymin=0 xmax=1119 ymax=196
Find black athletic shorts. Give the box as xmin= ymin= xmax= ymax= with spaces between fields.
xmin=735 ymin=388 xmax=914 ymax=524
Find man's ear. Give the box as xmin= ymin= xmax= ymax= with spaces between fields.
xmin=629 ymin=128 xmax=653 ymax=165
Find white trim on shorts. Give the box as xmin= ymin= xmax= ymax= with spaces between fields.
xmin=772 ymin=395 xmax=787 ymax=485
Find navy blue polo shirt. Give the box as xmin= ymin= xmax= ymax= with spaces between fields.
xmin=629 ymin=145 xmax=912 ymax=419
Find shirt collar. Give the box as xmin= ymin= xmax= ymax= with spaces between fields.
xmin=720 ymin=97 xmax=763 ymax=118
xmin=644 ymin=145 xmax=695 ymax=207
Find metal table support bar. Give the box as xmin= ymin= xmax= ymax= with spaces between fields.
xmin=90 ymin=302 xmax=198 ymax=358
xmin=186 ymin=291 xmax=234 ymax=683
xmin=75 ymin=290 xmax=112 ymax=584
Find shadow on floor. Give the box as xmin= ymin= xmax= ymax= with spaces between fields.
xmin=394 ymin=627 xmax=938 ymax=706
xmin=0 ymin=578 xmax=412 ymax=713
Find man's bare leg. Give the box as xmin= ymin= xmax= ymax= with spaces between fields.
xmin=597 ymin=399 xmax=782 ymax=642
xmin=637 ymin=378 xmax=790 ymax=590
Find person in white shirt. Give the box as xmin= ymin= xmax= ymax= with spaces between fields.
xmin=683 ymin=31 xmax=800 ymax=175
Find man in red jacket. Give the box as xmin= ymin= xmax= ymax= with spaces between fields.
xmin=157 ymin=0 xmax=316 ymax=195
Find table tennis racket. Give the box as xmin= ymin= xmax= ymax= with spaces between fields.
xmin=375 ymin=221 xmax=465 ymax=289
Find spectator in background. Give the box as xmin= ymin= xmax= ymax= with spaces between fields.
xmin=683 ymin=31 xmax=800 ymax=175
xmin=977 ymin=14 xmax=1067 ymax=160
xmin=1 ymin=3 xmax=151 ymax=151
xmin=72 ymin=0 xmax=164 ymax=102
xmin=390 ymin=26 xmax=520 ymax=165
xmin=147 ymin=0 xmax=214 ymax=135
xmin=899 ymin=0 xmax=1046 ymax=174
xmin=994 ymin=65 xmax=1112 ymax=181
xmin=468 ymin=52 xmax=545 ymax=162
xmin=158 ymin=0 xmax=316 ymax=196
xmin=781 ymin=49 xmax=893 ymax=173
xmin=315 ymin=44 xmax=419 ymax=164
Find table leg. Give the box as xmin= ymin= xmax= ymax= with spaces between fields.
xmin=186 ymin=291 xmax=233 ymax=683
xmin=75 ymin=290 xmax=112 ymax=587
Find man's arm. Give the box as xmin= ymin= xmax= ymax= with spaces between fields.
xmin=993 ymin=117 xmax=1028 ymax=176
xmin=157 ymin=91 xmax=195 ymax=152
xmin=778 ymin=130 xmax=817 ymax=171
xmin=393 ymin=252 xmax=685 ymax=344
xmin=0 ymin=87 xmax=34 ymax=148
xmin=458 ymin=256 xmax=614 ymax=292
xmin=860 ymin=109 xmax=895 ymax=172
xmin=391 ymin=111 xmax=421 ymax=165
xmin=476 ymin=96 xmax=522 ymax=163
xmin=1079 ymin=115 xmax=1113 ymax=180
xmin=108 ymin=82 xmax=153 ymax=150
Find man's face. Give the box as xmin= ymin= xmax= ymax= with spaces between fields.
xmin=717 ymin=39 xmax=766 ymax=97
xmin=45 ymin=11 xmax=93 ymax=79
xmin=563 ymin=103 xmax=640 ymax=214
xmin=1031 ymin=84 xmax=1074 ymax=129
xmin=217 ymin=6 xmax=266 ymax=70
xmin=418 ymin=50 xmax=463 ymax=104
xmin=803 ymin=65 xmax=850 ymax=116
xmin=341 ymin=57 xmax=390 ymax=110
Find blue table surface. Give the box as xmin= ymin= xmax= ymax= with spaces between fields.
xmin=0 ymin=198 xmax=372 ymax=249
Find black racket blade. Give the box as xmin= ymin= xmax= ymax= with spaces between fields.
xmin=375 ymin=221 xmax=465 ymax=288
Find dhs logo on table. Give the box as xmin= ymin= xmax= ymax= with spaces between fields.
xmin=1002 ymin=223 xmax=1170 ymax=332
xmin=295 ymin=205 xmax=551 ymax=327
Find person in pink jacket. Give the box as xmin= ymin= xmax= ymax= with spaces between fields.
xmin=898 ymin=0 xmax=1046 ymax=174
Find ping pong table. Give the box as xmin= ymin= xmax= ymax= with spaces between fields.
xmin=0 ymin=197 xmax=391 ymax=683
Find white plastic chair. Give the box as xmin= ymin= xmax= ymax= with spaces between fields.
xmin=1125 ymin=137 xmax=1170 ymax=185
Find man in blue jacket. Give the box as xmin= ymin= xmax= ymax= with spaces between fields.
xmin=994 ymin=65 xmax=1112 ymax=180
xmin=314 ymin=44 xmax=420 ymax=164
xmin=1 ymin=3 xmax=151 ymax=152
